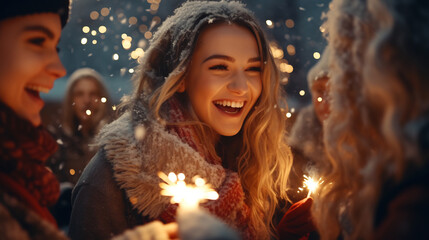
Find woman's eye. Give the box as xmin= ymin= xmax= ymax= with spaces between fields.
xmin=28 ymin=37 xmax=46 ymax=46
xmin=209 ymin=64 xmax=228 ymax=70
xmin=247 ymin=66 xmax=262 ymax=72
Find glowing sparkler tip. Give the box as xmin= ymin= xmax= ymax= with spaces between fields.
xmin=195 ymin=177 xmax=205 ymax=187
xmin=303 ymin=175 xmax=323 ymax=198
xmin=168 ymin=172 xmax=177 ymax=182
xmin=159 ymin=172 xmax=219 ymax=209
xmin=178 ymin=173 xmax=185 ymax=181
xmin=207 ymin=191 xmax=219 ymax=200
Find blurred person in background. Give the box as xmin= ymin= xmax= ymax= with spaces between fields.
xmin=46 ymin=67 xmax=112 ymax=230
xmin=276 ymin=47 xmax=331 ymax=240
xmin=286 ymin=46 xmax=331 ymax=203
xmin=47 ymin=67 xmax=112 ymax=185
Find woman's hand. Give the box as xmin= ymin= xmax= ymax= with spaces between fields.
xmin=277 ymin=197 xmax=316 ymax=240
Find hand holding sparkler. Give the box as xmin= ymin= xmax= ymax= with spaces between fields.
xmin=277 ymin=198 xmax=315 ymax=240
xmin=159 ymin=172 xmax=240 ymax=240
xmin=277 ymin=174 xmax=323 ymax=239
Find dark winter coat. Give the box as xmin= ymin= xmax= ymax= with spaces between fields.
xmin=372 ymin=120 xmax=429 ymax=239
xmin=68 ymin=149 xmax=147 ymax=240
xmin=47 ymin=128 xmax=98 ymax=185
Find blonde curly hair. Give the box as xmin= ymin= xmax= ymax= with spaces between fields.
xmin=313 ymin=0 xmax=429 ymax=239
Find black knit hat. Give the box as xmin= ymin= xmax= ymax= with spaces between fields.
xmin=0 ymin=0 xmax=70 ymax=28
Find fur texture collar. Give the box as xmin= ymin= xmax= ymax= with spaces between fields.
xmin=96 ymin=102 xmax=226 ymax=219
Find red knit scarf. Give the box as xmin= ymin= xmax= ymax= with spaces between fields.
xmin=157 ymin=97 xmax=255 ymax=239
xmin=0 ymin=103 xmax=59 ymax=226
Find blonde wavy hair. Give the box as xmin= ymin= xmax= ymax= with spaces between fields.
xmin=312 ymin=0 xmax=429 ymax=239
xmin=122 ymin=1 xmax=292 ymax=238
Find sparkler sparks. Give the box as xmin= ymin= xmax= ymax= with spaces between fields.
xmin=159 ymin=172 xmax=219 ymax=209
xmin=303 ymin=174 xmax=323 ymax=198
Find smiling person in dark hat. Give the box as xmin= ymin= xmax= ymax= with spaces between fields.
xmin=0 ymin=2 xmax=183 ymax=239
xmin=0 ymin=1 xmax=71 ymax=239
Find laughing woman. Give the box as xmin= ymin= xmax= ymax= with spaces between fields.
xmin=68 ymin=1 xmax=292 ymax=239
xmin=0 ymin=1 xmax=70 ymax=239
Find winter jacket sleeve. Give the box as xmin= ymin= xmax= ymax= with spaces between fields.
xmin=68 ymin=149 xmax=129 ymax=240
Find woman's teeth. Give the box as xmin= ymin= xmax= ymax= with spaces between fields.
xmin=214 ymin=100 xmax=244 ymax=108
xmin=25 ymin=85 xmax=50 ymax=93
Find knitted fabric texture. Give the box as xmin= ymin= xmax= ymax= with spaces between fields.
xmin=96 ymin=96 xmax=255 ymax=239
xmin=0 ymin=103 xmax=59 ymax=225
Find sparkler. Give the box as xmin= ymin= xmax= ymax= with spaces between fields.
xmin=303 ymin=174 xmax=323 ymax=198
xmin=158 ymin=172 xmax=219 ymax=210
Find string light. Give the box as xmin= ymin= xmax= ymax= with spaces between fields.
xmin=99 ymin=26 xmax=107 ymax=34
xmin=313 ymin=52 xmax=321 ymax=59
xmin=285 ymin=19 xmax=295 ymax=28
xmin=100 ymin=7 xmax=110 ymax=16
xmin=90 ymin=11 xmax=99 ymax=20
xmin=82 ymin=26 xmax=90 ymax=33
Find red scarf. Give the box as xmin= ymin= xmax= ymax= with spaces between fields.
xmin=158 ymin=97 xmax=255 ymax=239
xmin=0 ymin=103 xmax=59 ymax=226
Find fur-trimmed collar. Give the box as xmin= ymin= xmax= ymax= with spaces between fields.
xmin=96 ymin=101 xmax=226 ymax=219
